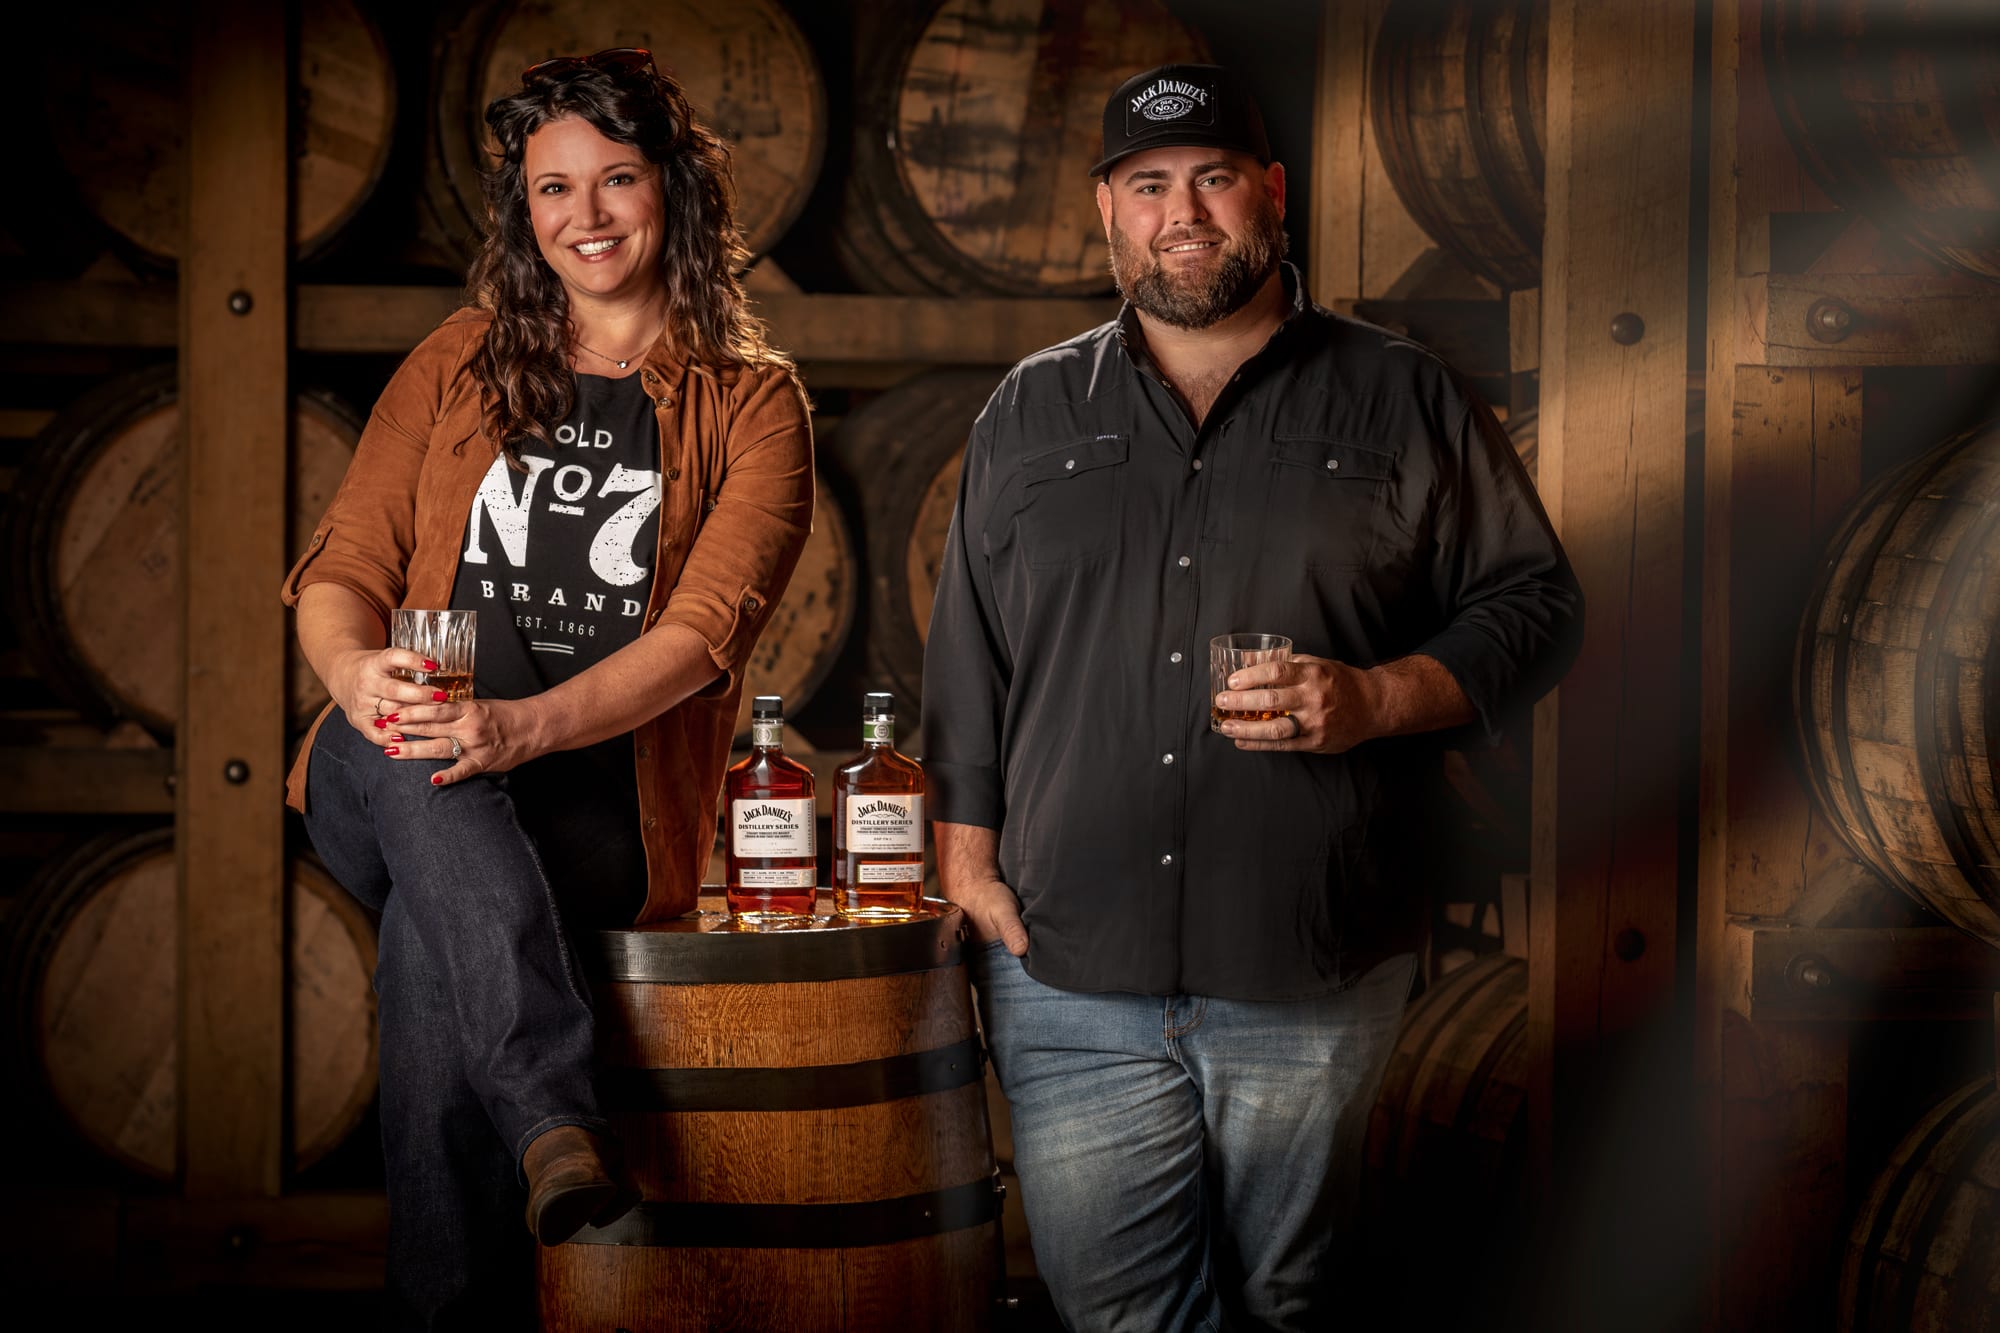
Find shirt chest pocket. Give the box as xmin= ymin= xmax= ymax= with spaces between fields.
xmin=1015 ymin=435 xmax=1129 ymax=568
xmin=1265 ymin=436 xmax=1393 ymax=571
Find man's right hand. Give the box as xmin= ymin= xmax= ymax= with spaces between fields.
xmin=933 ymin=821 xmax=1029 ymax=956
xmin=948 ymin=876 xmax=1030 ymax=956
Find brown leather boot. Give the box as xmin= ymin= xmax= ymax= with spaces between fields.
xmin=521 ymin=1125 xmax=639 ymax=1246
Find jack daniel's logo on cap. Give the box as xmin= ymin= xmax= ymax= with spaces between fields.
xmin=1129 ymin=75 xmax=1216 ymax=132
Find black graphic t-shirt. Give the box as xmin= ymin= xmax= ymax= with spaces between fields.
xmin=448 ymin=371 xmax=661 ymax=922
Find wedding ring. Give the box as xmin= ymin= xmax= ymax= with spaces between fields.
xmin=1285 ymin=714 xmax=1301 ymax=739
xmin=449 ymin=736 xmax=463 ymax=759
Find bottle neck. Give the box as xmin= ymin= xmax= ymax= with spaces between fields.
xmin=750 ymin=718 xmax=783 ymax=750
xmin=862 ymin=716 xmax=894 ymax=747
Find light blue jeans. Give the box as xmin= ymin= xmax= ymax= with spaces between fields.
xmin=969 ymin=943 xmax=1417 ymax=1333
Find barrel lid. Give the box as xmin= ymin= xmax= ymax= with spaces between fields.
xmin=586 ymin=893 xmax=965 ymax=983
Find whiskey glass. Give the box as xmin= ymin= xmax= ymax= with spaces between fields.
xmin=1209 ymin=633 xmax=1291 ymax=732
xmin=390 ymin=609 xmax=477 ymax=701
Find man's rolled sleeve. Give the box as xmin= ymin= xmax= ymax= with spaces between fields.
xmin=660 ymin=366 xmax=814 ymax=694
xmin=922 ymin=414 xmax=1011 ymax=829
xmin=1416 ymin=397 xmax=1583 ymax=747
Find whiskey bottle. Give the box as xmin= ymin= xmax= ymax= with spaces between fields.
xmin=724 ymin=696 xmax=817 ymax=921
xmin=833 ymin=692 xmax=926 ymax=920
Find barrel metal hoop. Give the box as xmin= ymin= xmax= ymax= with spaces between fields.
xmin=588 ymin=909 xmax=963 ymax=984
xmin=569 ymin=1175 xmax=1002 ymax=1249
xmin=600 ymin=1036 xmax=984 ymax=1112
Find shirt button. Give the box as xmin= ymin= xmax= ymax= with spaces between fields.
xmin=1327 ymin=459 xmax=1340 ymax=471
xmin=646 ymin=609 xmax=663 ymax=626
xmin=1177 ymin=555 xmax=1192 ymax=569
xmin=1160 ymin=854 xmax=1174 ymax=867
xmin=1161 ymin=753 xmax=1174 ymax=765
xmin=665 ymin=466 xmax=681 ymax=480
xmin=643 ymin=371 xmax=656 ymax=384
xmin=645 ymin=816 xmax=659 ymax=830
xmin=743 ymin=594 xmax=761 ymax=613
xmin=636 ymin=745 xmax=651 ymax=760
xmin=1170 ymin=651 xmax=1183 ymax=664
xmin=1065 ymin=459 xmax=1076 ymax=470
xmin=1191 ymin=458 xmax=1203 ymax=471
xmin=658 ymin=396 xmax=673 ymax=408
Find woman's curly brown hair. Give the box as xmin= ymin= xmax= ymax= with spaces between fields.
xmin=466 ymin=62 xmax=791 ymax=463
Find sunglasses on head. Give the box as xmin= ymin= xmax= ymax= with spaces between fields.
xmin=520 ymin=47 xmax=656 ymax=86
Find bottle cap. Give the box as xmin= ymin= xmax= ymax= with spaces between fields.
xmin=752 ymin=695 xmax=783 ymax=718
xmin=863 ymin=691 xmax=894 ymax=718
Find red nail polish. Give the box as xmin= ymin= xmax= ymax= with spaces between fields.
xmin=430 ymin=774 xmax=444 ymax=786
xmin=423 ymin=658 xmax=438 ymax=671
xmin=374 ymin=718 xmax=387 ymax=729
xmin=391 ymin=734 xmax=404 ymax=742
xmin=432 ymin=691 xmax=447 ymax=702
xmin=385 ymin=713 xmax=399 ymax=723
xmin=385 ymin=747 xmax=399 ymax=756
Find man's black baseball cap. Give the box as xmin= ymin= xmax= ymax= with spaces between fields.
xmin=1090 ymin=63 xmax=1271 ymax=178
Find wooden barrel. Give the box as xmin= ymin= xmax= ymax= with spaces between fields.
xmin=833 ymin=371 xmax=1007 ymax=717
xmin=540 ymin=893 xmax=1000 ymax=1331
xmin=840 ymin=0 xmax=1209 ymax=297
xmin=3 ymin=827 xmax=379 ymax=1180
xmin=1839 ymin=1076 xmax=2000 ymax=1331
xmin=1359 ymin=951 xmax=1529 ymax=1322
xmin=42 ymin=0 xmax=394 ymax=264
xmin=731 ymin=467 xmax=860 ymax=740
xmin=1370 ymin=0 xmax=1547 ymax=292
xmin=1797 ymin=418 xmax=2000 ymax=952
xmin=5 ymin=368 xmax=358 ymax=736
xmin=1767 ymin=0 xmax=2000 ymax=283
xmin=427 ymin=0 xmax=825 ymax=263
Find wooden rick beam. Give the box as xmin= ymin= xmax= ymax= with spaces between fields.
xmin=178 ymin=0 xmax=289 ymax=1198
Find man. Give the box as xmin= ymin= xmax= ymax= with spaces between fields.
xmin=922 ymin=62 xmax=1581 ymax=1330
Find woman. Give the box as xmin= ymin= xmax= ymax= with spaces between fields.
xmin=280 ymin=50 xmax=812 ymax=1328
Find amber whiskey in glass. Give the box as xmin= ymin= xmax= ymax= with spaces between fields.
xmin=833 ymin=692 xmax=925 ymax=920
xmin=724 ymin=695 xmax=817 ymax=922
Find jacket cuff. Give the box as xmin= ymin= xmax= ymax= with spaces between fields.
xmin=926 ymin=760 xmax=1005 ymax=828
xmin=661 ymin=585 xmax=771 ymax=694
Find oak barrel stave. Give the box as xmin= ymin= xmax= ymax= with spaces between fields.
xmin=5 ymin=367 xmax=358 ymax=736
xmin=1766 ymin=0 xmax=2000 ymax=283
xmin=1370 ymin=0 xmax=1547 ymax=292
xmin=832 ymin=370 xmax=1007 ymax=717
xmin=3 ymin=827 xmax=379 ymax=1181
xmin=425 ymin=0 xmax=825 ymax=264
xmin=841 ymin=0 xmax=1208 ymax=297
xmin=1798 ymin=419 xmax=2000 ymax=950
xmin=1360 ymin=953 xmax=1530 ymax=1324
xmin=1838 ymin=1076 xmax=2000 ymax=1332
xmin=42 ymin=0 xmax=395 ymax=264
xmin=539 ymin=895 xmax=999 ymax=1331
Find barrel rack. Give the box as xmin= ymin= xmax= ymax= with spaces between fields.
xmin=5 ymin=0 xmax=1996 ymax=1325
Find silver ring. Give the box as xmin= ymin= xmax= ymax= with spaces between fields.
xmin=449 ymin=736 xmax=463 ymax=759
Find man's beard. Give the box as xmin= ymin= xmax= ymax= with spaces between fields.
xmin=1108 ymin=198 xmax=1287 ymax=330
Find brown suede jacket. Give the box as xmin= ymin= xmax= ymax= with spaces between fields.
xmin=280 ymin=307 xmax=813 ymax=922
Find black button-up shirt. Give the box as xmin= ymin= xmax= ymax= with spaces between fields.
xmin=922 ymin=267 xmax=1581 ymax=999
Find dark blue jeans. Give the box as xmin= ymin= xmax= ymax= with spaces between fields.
xmin=303 ymin=716 xmax=638 ymax=1330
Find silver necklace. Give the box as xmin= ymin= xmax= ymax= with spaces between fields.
xmin=574 ymin=321 xmax=663 ymax=371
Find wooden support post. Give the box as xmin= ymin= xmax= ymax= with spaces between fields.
xmin=1697 ymin=2 xmax=1861 ymax=1327
xmin=1531 ymin=0 xmax=1695 ymax=1322
xmin=178 ymin=0 xmax=289 ymax=1198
